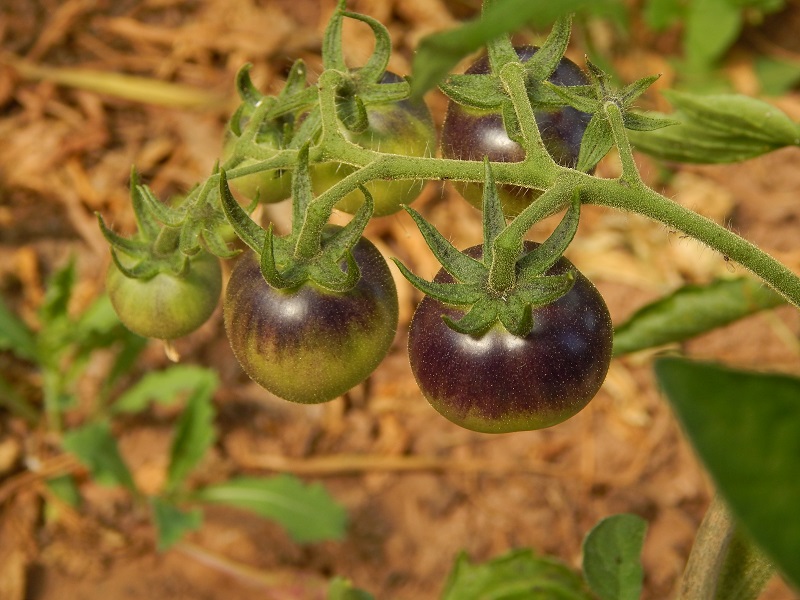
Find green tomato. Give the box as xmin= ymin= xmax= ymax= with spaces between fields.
xmin=107 ymin=251 xmax=222 ymax=339
xmin=312 ymin=72 xmax=437 ymax=217
xmin=221 ymin=133 xmax=293 ymax=204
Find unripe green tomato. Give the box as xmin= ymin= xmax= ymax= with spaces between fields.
xmin=107 ymin=251 xmax=222 ymax=339
xmin=221 ymin=134 xmax=292 ymax=204
xmin=312 ymin=72 xmax=437 ymax=217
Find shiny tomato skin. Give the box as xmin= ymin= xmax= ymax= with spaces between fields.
xmin=311 ymin=72 xmax=436 ymax=217
xmin=107 ymin=251 xmax=222 ymax=340
xmin=408 ymin=244 xmax=612 ymax=433
xmin=441 ymin=46 xmax=592 ymax=216
xmin=224 ymin=229 xmax=398 ymax=404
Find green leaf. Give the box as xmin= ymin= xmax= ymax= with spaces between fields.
xmin=684 ymin=0 xmax=742 ymax=69
xmin=754 ymin=56 xmax=800 ymax=97
xmin=628 ymin=120 xmax=784 ymax=163
xmin=663 ymin=90 xmax=800 ymax=146
xmin=165 ymin=377 xmax=217 ymax=492
xmin=192 ymin=475 xmax=347 ymax=543
xmin=582 ymin=514 xmax=647 ymax=600
xmin=410 ymin=0 xmax=601 ymax=100
xmin=328 ymin=577 xmax=375 ymax=600
xmin=643 ymin=0 xmax=684 ymax=30
xmin=112 ymin=365 xmax=219 ymax=414
xmin=440 ymin=549 xmax=593 ymax=600
xmin=151 ymin=497 xmax=203 ymax=551
xmin=62 ymin=421 xmax=136 ymax=491
xmin=654 ymin=357 xmax=800 ymax=589
xmin=39 ymin=258 xmax=75 ymax=326
xmin=622 ymin=111 xmax=678 ymax=132
xmin=0 ymin=297 xmax=37 ymax=361
xmin=612 ymin=277 xmax=785 ymax=356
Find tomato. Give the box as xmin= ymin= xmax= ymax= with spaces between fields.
xmin=312 ymin=72 xmax=437 ymax=217
xmin=221 ymin=126 xmax=292 ymax=205
xmin=107 ymin=251 xmax=222 ymax=340
xmin=408 ymin=243 xmax=612 ymax=433
xmin=224 ymin=228 xmax=398 ymax=404
xmin=441 ymin=46 xmax=592 ymax=216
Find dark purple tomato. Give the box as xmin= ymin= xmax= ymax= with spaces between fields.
xmin=311 ymin=72 xmax=437 ymax=217
xmin=408 ymin=243 xmax=612 ymax=433
xmin=224 ymin=228 xmax=398 ymax=404
xmin=441 ymin=46 xmax=592 ymax=216
xmin=107 ymin=251 xmax=222 ymax=340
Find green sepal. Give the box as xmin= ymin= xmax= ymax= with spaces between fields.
xmin=96 ymin=214 xmax=150 ymax=259
xmin=309 ymin=252 xmax=360 ymax=294
xmin=403 ymin=205 xmax=485 ymax=284
xmin=227 ymin=103 xmax=248 ymax=138
xmin=523 ymin=14 xmax=572 ymax=83
xmin=259 ymin=224 xmax=299 ymax=290
xmin=268 ymin=87 xmax=318 ymax=120
xmin=497 ymin=295 xmax=533 ymax=338
xmin=515 ymin=272 xmax=576 ymax=307
xmin=623 ymin=111 xmax=679 ymax=131
xmin=391 ymin=259 xmax=483 ymax=306
xmin=219 ymin=169 xmax=266 ymax=253
xmin=235 ymin=63 xmax=263 ymax=106
xmin=517 ymin=190 xmax=581 ymax=276
xmin=129 ymin=167 xmax=159 ymax=239
xmin=481 ymin=158 xmax=506 ymax=267
xmin=322 ymin=0 xmax=348 ymax=72
xmin=344 ymin=10 xmax=392 ymax=85
xmin=287 ymin=105 xmax=322 ymax=149
xmin=137 ymin=184 xmax=185 ymax=228
xmin=109 ymin=248 xmax=159 ymax=280
xmin=500 ymin=100 xmax=524 ymax=146
xmin=620 ymin=74 xmax=661 ymax=106
xmin=542 ymin=81 xmax=600 ymax=114
xmin=358 ymin=81 xmax=411 ymax=105
xmin=279 ymin=59 xmax=308 ymax=99
xmin=576 ymin=113 xmax=614 ymax=173
xmin=201 ymin=227 xmax=240 ymax=260
xmin=439 ymin=74 xmax=505 ymax=110
xmin=337 ymin=94 xmax=370 ymax=134
xmin=178 ymin=218 xmax=203 ymax=256
xmin=323 ymin=185 xmax=374 ymax=260
xmin=442 ymin=296 xmax=498 ymax=335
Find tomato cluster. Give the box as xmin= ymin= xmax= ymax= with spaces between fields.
xmin=105 ymin=27 xmax=610 ymax=433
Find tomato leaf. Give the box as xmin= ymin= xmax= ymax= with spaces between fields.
xmin=62 ymin=421 xmax=136 ymax=492
xmin=112 ymin=365 xmax=219 ymax=414
xmin=151 ymin=497 xmax=203 ymax=551
xmin=582 ymin=514 xmax=647 ymax=600
xmin=165 ymin=376 xmax=217 ymax=493
xmin=192 ymin=475 xmax=347 ymax=543
xmin=440 ymin=549 xmax=593 ymax=600
xmin=654 ymin=357 xmax=800 ymax=589
xmin=0 ymin=296 xmax=37 ymax=362
xmin=684 ymin=0 xmax=742 ymax=69
xmin=612 ymin=277 xmax=785 ymax=356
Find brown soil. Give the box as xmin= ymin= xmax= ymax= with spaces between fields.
xmin=2 ymin=1 xmax=800 ymax=599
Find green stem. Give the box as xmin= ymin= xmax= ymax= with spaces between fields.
xmin=488 ymin=181 xmax=572 ymax=293
xmin=499 ymin=61 xmax=557 ymax=170
xmin=581 ymin=176 xmax=800 ymax=310
xmin=679 ymin=494 xmax=774 ymax=600
xmin=605 ymin=101 xmax=641 ymax=185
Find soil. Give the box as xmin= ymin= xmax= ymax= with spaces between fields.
xmin=2 ymin=1 xmax=800 ymax=599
